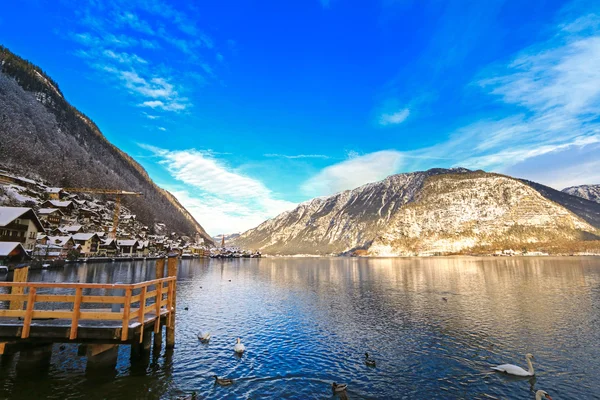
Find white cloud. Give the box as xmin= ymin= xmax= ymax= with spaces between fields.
xmin=158 ymin=127 xmax=167 ymax=131
xmin=141 ymin=145 xmax=296 ymax=234
xmin=301 ymin=150 xmax=403 ymax=196
xmin=396 ymin=16 xmax=600 ymax=184
xmin=140 ymin=100 xmax=187 ymax=111
xmin=102 ymin=50 xmax=147 ymax=65
xmin=378 ymin=108 xmax=410 ymax=126
xmin=264 ymin=153 xmax=330 ymax=159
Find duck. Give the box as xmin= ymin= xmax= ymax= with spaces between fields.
xmin=364 ymin=352 xmax=376 ymax=367
xmin=214 ymin=375 xmax=233 ymax=386
xmin=197 ymin=331 xmax=211 ymax=343
xmin=491 ymin=353 xmax=536 ymax=376
xmin=234 ymin=337 xmax=246 ymax=354
xmin=535 ymin=390 xmax=553 ymax=400
xmin=332 ymin=382 xmax=347 ymax=393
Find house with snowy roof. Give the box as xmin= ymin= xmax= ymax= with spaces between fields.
xmin=0 ymin=207 xmax=45 ymax=251
xmin=37 ymin=208 xmax=64 ymax=228
xmin=0 ymin=242 xmax=31 ymax=267
xmin=117 ymin=239 xmax=138 ymax=256
xmin=40 ymin=200 xmax=74 ymax=214
xmin=72 ymin=233 xmax=101 ymax=256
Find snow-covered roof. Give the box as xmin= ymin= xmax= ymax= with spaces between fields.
xmin=0 ymin=207 xmax=45 ymax=231
xmin=101 ymin=239 xmax=119 ymax=247
xmin=59 ymin=224 xmax=82 ymax=233
xmin=47 ymin=236 xmax=73 ymax=246
xmin=37 ymin=208 xmax=64 ymax=215
xmin=45 ymin=200 xmax=72 ymax=207
xmin=72 ymin=233 xmax=100 ymax=241
xmin=0 ymin=242 xmax=27 ymax=257
xmin=45 ymin=187 xmax=63 ymax=193
xmin=117 ymin=240 xmax=138 ymax=246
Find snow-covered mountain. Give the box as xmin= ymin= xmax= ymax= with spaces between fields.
xmin=562 ymin=185 xmax=600 ymax=204
xmin=233 ymin=169 xmax=600 ymax=256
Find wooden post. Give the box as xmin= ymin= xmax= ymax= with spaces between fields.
xmin=69 ymin=287 xmax=83 ymax=340
xmin=165 ymin=256 xmax=178 ymax=348
xmin=121 ymin=288 xmax=132 ymax=341
xmin=9 ymin=266 xmax=28 ymax=310
xmin=153 ymin=259 xmax=165 ymax=352
xmin=21 ymin=287 xmax=36 ymax=339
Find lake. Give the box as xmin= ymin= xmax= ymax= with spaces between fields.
xmin=0 ymin=256 xmax=599 ymax=399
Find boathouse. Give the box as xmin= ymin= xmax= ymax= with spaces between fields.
xmin=0 ymin=242 xmax=31 ymax=266
xmin=117 ymin=239 xmax=138 ymax=256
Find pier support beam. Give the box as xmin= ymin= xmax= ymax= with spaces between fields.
xmin=86 ymin=344 xmax=119 ymax=371
xmin=16 ymin=343 xmax=52 ymax=372
xmin=153 ymin=258 xmax=164 ymax=353
xmin=166 ymin=255 xmax=178 ymax=349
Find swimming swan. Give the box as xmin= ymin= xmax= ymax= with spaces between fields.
xmin=535 ymin=390 xmax=553 ymax=400
xmin=197 ymin=331 xmax=211 ymax=343
xmin=234 ymin=338 xmax=246 ymax=354
xmin=491 ymin=353 xmax=535 ymax=376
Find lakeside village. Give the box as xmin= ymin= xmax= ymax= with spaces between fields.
xmin=0 ymin=171 xmax=259 ymax=271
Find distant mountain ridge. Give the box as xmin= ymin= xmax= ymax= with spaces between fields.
xmin=233 ymin=169 xmax=600 ymax=256
xmin=0 ymin=45 xmax=211 ymax=242
xmin=562 ymin=185 xmax=600 ymax=204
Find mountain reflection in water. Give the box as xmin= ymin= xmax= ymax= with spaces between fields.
xmin=0 ymin=256 xmax=598 ymax=399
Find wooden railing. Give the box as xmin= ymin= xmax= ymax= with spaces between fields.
xmin=0 ymin=277 xmax=176 ymax=342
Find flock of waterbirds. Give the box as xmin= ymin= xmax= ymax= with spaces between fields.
xmin=178 ymin=295 xmax=555 ymax=398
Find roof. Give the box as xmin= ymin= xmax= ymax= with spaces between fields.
xmin=45 ymin=187 xmax=63 ymax=193
xmin=37 ymin=208 xmax=64 ymax=215
xmin=45 ymin=200 xmax=72 ymax=208
xmin=117 ymin=240 xmax=138 ymax=246
xmin=0 ymin=242 xmax=28 ymax=257
xmin=47 ymin=236 xmax=73 ymax=246
xmin=101 ymin=239 xmax=119 ymax=248
xmin=0 ymin=207 xmax=45 ymax=232
xmin=72 ymin=233 xmax=100 ymax=242
xmin=59 ymin=224 xmax=82 ymax=233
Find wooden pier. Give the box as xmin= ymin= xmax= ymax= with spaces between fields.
xmin=0 ymin=257 xmax=178 ymax=371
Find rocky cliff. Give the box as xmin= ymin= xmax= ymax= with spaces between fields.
xmin=0 ymin=45 xmax=212 ymax=242
xmin=562 ymin=185 xmax=600 ymax=204
xmin=233 ymin=169 xmax=600 ymax=256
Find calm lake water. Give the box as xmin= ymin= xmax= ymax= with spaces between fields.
xmin=0 ymin=257 xmax=599 ymax=399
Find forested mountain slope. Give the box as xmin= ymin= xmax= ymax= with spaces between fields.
xmin=0 ymin=46 xmax=211 ymax=241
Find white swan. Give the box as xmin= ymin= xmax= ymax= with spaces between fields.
xmin=234 ymin=337 xmax=245 ymax=354
xmin=535 ymin=390 xmax=553 ymax=400
xmin=491 ymin=353 xmax=535 ymax=376
xmin=197 ymin=331 xmax=211 ymax=343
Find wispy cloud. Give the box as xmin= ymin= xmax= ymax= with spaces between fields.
xmin=264 ymin=153 xmax=330 ymax=159
xmin=301 ymin=150 xmax=403 ymax=196
xmin=157 ymin=127 xmax=167 ymax=131
xmin=140 ymin=144 xmax=296 ymax=234
xmin=67 ymin=1 xmax=220 ymax=117
xmin=378 ymin=108 xmax=410 ymax=126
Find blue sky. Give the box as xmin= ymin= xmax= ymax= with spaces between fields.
xmin=2 ymin=0 xmax=600 ymax=235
